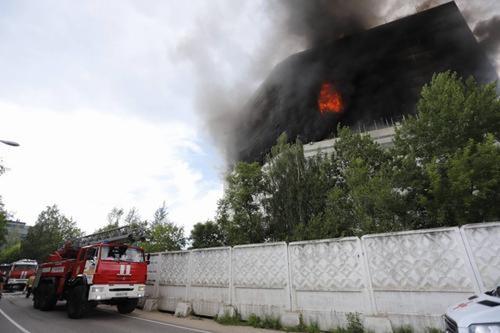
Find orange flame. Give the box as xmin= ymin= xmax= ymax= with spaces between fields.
xmin=318 ymin=83 xmax=343 ymax=114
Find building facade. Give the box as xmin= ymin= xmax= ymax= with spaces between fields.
xmin=303 ymin=126 xmax=396 ymax=158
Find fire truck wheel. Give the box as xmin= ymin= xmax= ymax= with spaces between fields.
xmin=67 ymin=285 xmax=89 ymax=319
xmin=117 ymin=298 xmax=138 ymax=314
xmin=38 ymin=283 xmax=57 ymax=311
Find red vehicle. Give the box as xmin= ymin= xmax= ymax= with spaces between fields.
xmin=6 ymin=259 xmax=37 ymax=291
xmin=33 ymin=226 xmax=148 ymax=318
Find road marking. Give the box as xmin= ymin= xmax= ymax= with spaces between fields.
xmin=0 ymin=307 xmax=32 ymax=333
xmin=103 ymin=310 xmax=213 ymax=333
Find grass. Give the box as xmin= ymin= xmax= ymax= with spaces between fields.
xmin=215 ymin=311 xmax=433 ymax=333
xmin=247 ymin=313 xmax=283 ymax=330
xmin=393 ymin=325 xmax=414 ymax=333
xmin=215 ymin=311 xmax=242 ymax=325
xmin=329 ymin=312 xmax=375 ymax=333
xmin=247 ymin=314 xmax=261 ymax=327
xmin=304 ymin=321 xmax=321 ymax=333
xmin=425 ymin=328 xmax=443 ymax=333
xmin=217 ymin=312 xmax=282 ymax=330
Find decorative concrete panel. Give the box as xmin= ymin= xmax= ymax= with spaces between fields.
xmin=158 ymin=285 xmax=186 ymax=312
xmin=363 ymin=228 xmax=474 ymax=292
xmin=232 ymin=243 xmax=287 ymax=289
xmin=190 ymin=248 xmax=230 ymax=287
xmin=289 ymin=238 xmax=365 ymax=291
xmin=462 ymin=222 xmax=500 ymax=290
xmin=159 ymin=251 xmax=189 ymax=285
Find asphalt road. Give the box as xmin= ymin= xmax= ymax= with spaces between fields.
xmin=0 ymin=292 xmax=211 ymax=333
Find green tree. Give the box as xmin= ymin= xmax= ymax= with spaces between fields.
xmin=392 ymin=71 xmax=500 ymax=227
xmin=0 ymin=198 xmax=8 ymax=246
xmin=394 ymin=72 xmax=499 ymax=163
xmin=0 ymin=242 xmax=21 ymax=263
xmin=217 ymin=161 xmax=266 ymax=245
xmin=263 ymin=134 xmax=309 ymax=241
xmin=190 ymin=221 xmax=225 ymax=249
xmin=94 ymin=207 xmax=124 ymax=233
xmin=425 ymin=135 xmax=500 ymax=225
xmin=20 ymin=205 xmax=83 ymax=262
xmin=139 ymin=203 xmax=186 ymax=252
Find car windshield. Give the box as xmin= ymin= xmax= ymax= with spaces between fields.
xmin=100 ymin=245 xmax=144 ymax=263
xmin=13 ymin=265 xmax=36 ymax=271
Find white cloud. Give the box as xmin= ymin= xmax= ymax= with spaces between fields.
xmin=0 ymin=101 xmax=222 ymax=234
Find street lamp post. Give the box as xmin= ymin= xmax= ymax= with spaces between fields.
xmin=0 ymin=140 xmax=20 ymax=147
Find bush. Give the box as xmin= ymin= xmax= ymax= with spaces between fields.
xmin=215 ymin=311 xmax=241 ymax=325
xmin=262 ymin=315 xmax=282 ymax=330
xmin=247 ymin=313 xmax=282 ymax=330
xmin=393 ymin=326 xmax=414 ymax=333
xmin=248 ymin=314 xmax=261 ymax=327
xmin=346 ymin=313 xmax=364 ymax=333
xmin=305 ymin=321 xmax=321 ymax=333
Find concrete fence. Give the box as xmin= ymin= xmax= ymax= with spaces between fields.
xmin=144 ymin=222 xmax=500 ymax=332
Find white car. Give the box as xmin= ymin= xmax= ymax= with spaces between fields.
xmin=445 ymin=286 xmax=500 ymax=333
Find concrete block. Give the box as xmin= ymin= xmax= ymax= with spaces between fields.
xmin=281 ymin=312 xmax=301 ymax=328
xmin=364 ymin=316 xmax=393 ymax=333
xmin=137 ymin=297 xmax=146 ymax=309
xmin=142 ymin=298 xmax=158 ymax=312
xmin=217 ymin=305 xmax=237 ymax=318
xmin=175 ymin=302 xmax=192 ymax=317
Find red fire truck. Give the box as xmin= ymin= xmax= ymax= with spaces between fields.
xmin=5 ymin=259 xmax=38 ymax=291
xmin=33 ymin=226 xmax=148 ymax=318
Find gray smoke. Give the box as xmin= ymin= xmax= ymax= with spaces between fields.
xmin=474 ymin=16 xmax=500 ymax=68
xmin=273 ymin=0 xmax=376 ymax=47
xmin=179 ymin=0 xmax=499 ymax=164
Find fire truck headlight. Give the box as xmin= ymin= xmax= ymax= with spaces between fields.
xmin=91 ymin=286 xmax=104 ymax=293
xmin=469 ymin=324 xmax=500 ymax=333
xmin=138 ymin=285 xmax=145 ymax=292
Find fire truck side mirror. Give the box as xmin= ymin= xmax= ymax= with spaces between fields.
xmin=146 ymin=253 xmax=150 ymax=264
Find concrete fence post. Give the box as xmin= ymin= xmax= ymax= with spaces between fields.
xmin=185 ymin=250 xmax=193 ymax=302
xmin=458 ymin=227 xmax=483 ymax=294
xmin=285 ymin=243 xmax=294 ymax=311
xmin=143 ymin=252 xmax=163 ymax=311
xmin=229 ymin=247 xmax=234 ymax=306
xmin=153 ymin=253 xmax=163 ymax=299
xmin=360 ymin=237 xmax=377 ymax=315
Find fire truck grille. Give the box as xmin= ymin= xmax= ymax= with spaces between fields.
xmin=444 ymin=315 xmax=458 ymax=333
xmin=110 ymin=288 xmax=134 ymax=292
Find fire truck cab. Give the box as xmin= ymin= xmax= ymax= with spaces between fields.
xmin=6 ymin=259 xmax=37 ymax=291
xmin=33 ymin=226 xmax=148 ymax=318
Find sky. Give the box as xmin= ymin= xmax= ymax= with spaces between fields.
xmin=0 ymin=0 xmax=269 ymax=233
xmin=0 ymin=0 xmax=498 ymax=235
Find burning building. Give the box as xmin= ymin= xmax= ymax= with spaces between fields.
xmin=235 ymin=1 xmax=498 ymax=162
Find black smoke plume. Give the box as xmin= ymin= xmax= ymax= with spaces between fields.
xmin=234 ymin=2 xmax=498 ymax=162
xmin=474 ymin=16 xmax=500 ymax=66
xmin=275 ymin=0 xmax=375 ymax=47
xmin=180 ymin=1 xmax=499 ymax=164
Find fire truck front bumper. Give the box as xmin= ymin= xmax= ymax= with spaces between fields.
xmin=88 ymin=284 xmax=145 ymax=301
xmin=7 ymin=278 xmax=28 ymax=285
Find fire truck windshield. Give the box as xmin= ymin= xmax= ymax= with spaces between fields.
xmin=13 ymin=264 xmax=36 ymax=271
xmin=100 ymin=245 xmax=144 ymax=263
